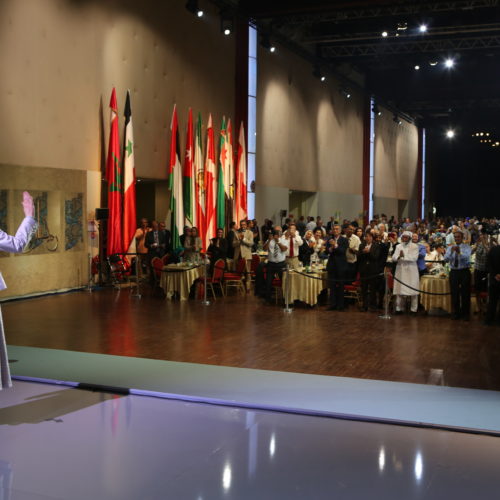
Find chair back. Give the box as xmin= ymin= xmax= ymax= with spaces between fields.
xmin=161 ymin=254 xmax=170 ymax=265
xmin=212 ymin=259 xmax=225 ymax=281
xmin=151 ymin=257 xmax=163 ymax=279
xmin=250 ymin=254 xmax=260 ymax=273
xmin=235 ymin=258 xmax=247 ymax=275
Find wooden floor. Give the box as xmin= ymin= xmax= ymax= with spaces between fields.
xmin=3 ymin=287 xmax=500 ymax=391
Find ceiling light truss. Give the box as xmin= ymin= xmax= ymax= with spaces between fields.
xmin=279 ymin=1 xmax=499 ymax=25
xmin=321 ymin=34 xmax=500 ymax=57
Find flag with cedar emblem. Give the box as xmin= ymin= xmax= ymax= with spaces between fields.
xmin=183 ymin=108 xmax=195 ymax=226
xmin=235 ymin=122 xmax=247 ymax=223
xmin=204 ymin=114 xmax=217 ymax=249
xmin=122 ymin=90 xmax=136 ymax=256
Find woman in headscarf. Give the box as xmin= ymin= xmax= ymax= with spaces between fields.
xmin=1 ymin=191 xmax=37 ymax=390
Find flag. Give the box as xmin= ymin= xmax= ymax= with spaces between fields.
xmin=168 ymin=105 xmax=184 ymax=250
xmin=183 ymin=108 xmax=195 ymax=226
xmin=235 ymin=122 xmax=247 ymax=223
xmin=204 ymin=114 xmax=217 ymax=250
xmin=194 ymin=112 xmax=206 ymax=251
xmin=226 ymin=118 xmax=235 ymax=223
xmin=122 ymin=90 xmax=136 ymax=257
xmin=106 ymin=88 xmax=122 ymax=256
xmin=216 ymin=117 xmax=226 ymax=230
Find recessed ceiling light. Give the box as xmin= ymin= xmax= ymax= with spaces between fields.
xmin=381 ymin=31 xmax=388 ymax=37
xmin=419 ymin=24 xmax=428 ymax=33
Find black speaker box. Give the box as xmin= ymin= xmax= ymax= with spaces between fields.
xmin=95 ymin=208 xmax=109 ymax=220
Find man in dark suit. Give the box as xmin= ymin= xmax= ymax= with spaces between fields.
xmin=158 ymin=221 xmax=171 ymax=256
xmin=207 ymin=228 xmax=228 ymax=265
xmin=358 ymin=232 xmax=381 ymax=311
xmin=485 ymin=244 xmax=500 ymax=325
xmin=145 ymin=220 xmax=169 ymax=260
xmin=326 ymin=224 xmax=349 ymax=311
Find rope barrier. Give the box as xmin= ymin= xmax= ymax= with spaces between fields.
xmin=291 ymin=269 xmax=384 ymax=283
xmin=392 ymin=275 xmax=451 ymax=295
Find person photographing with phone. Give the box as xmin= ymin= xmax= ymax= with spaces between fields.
xmin=263 ymin=229 xmax=288 ymax=304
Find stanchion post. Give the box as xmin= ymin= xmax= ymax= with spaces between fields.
xmin=201 ymin=256 xmax=211 ymax=306
xmin=283 ymin=263 xmax=293 ymax=313
xmin=87 ymin=253 xmax=93 ymax=292
xmin=379 ymin=269 xmax=391 ymax=320
xmin=131 ymin=254 xmax=141 ymax=298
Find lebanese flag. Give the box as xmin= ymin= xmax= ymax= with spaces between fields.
xmin=235 ymin=122 xmax=247 ymax=223
xmin=168 ymin=105 xmax=184 ymax=250
xmin=216 ymin=117 xmax=226 ymax=230
xmin=122 ymin=90 xmax=136 ymax=257
xmin=204 ymin=114 xmax=217 ymax=250
xmin=183 ymin=108 xmax=195 ymax=226
xmin=106 ymin=88 xmax=123 ymax=256
xmin=194 ymin=112 xmax=206 ymax=251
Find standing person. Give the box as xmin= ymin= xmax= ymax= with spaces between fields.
xmin=226 ymin=221 xmax=238 ymax=259
xmin=183 ymin=227 xmax=202 ymax=263
xmin=296 ymin=216 xmax=306 ymax=236
xmin=392 ymin=231 xmax=420 ymax=315
xmin=145 ymin=221 xmax=167 ymax=260
xmin=326 ymin=224 xmax=348 ymax=311
xmin=233 ymin=220 xmax=254 ymax=287
xmin=445 ymin=230 xmax=472 ymax=321
xmin=284 ymin=223 xmax=303 ymax=270
xmin=344 ymin=224 xmax=360 ymax=282
xmin=412 ymin=233 xmax=428 ymax=276
xmin=1 ymin=192 xmax=37 ymax=390
xmin=358 ymin=232 xmax=380 ymax=311
xmin=472 ymin=230 xmax=491 ymax=303
xmin=485 ymin=244 xmax=500 ymax=326
xmin=299 ymin=230 xmax=315 ymax=266
xmin=263 ymin=229 xmax=288 ymax=303
xmin=134 ymin=218 xmax=151 ymax=277
xmin=158 ymin=222 xmax=171 ymax=256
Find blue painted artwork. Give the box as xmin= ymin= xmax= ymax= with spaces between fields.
xmin=65 ymin=193 xmax=83 ymax=251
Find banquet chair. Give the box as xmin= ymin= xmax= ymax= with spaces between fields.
xmin=223 ymin=258 xmax=246 ymax=295
xmin=249 ymin=254 xmax=261 ymax=286
xmin=205 ymin=258 xmax=225 ymax=299
xmin=151 ymin=257 xmax=164 ymax=288
xmin=107 ymin=254 xmax=131 ymax=288
xmin=344 ymin=273 xmax=362 ymax=306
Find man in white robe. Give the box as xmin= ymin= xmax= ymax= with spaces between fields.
xmin=392 ymin=231 xmax=420 ymax=314
xmin=0 ymin=191 xmax=36 ymax=390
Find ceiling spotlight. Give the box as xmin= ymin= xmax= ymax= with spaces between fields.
xmin=446 ymin=130 xmax=455 ymax=139
xmin=414 ymin=65 xmax=420 ymax=70
xmin=260 ymin=34 xmax=276 ymax=53
xmin=429 ymin=61 xmax=438 ymax=66
xmin=381 ymin=31 xmax=388 ymax=37
xmin=186 ymin=0 xmax=203 ymax=17
xmin=419 ymin=24 xmax=428 ymax=33
xmin=372 ymin=103 xmax=382 ymax=116
xmin=486 ymin=132 xmax=490 ymax=136
xmin=397 ymin=22 xmax=408 ymax=31
xmin=444 ymin=58 xmax=455 ymax=68
xmin=496 ymin=141 xmax=500 ymax=145
xmin=480 ymin=132 xmax=484 ymax=136
xmin=393 ymin=114 xmax=402 ymax=125
xmin=313 ymin=65 xmax=326 ymax=82
xmin=220 ymin=12 xmax=233 ymax=35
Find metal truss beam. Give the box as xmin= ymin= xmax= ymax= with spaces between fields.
xmin=281 ymin=1 xmax=499 ymax=25
xmin=321 ymin=35 xmax=500 ymax=57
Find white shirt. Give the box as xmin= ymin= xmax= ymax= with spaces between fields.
xmin=306 ymin=221 xmax=316 ymax=232
xmin=346 ymin=234 xmax=361 ymax=264
xmin=267 ymin=237 xmax=288 ymax=263
xmin=285 ymin=233 xmax=303 ymax=258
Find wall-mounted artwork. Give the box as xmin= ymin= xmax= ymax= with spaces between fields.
xmin=65 ymin=193 xmax=83 ymax=251
xmin=18 ymin=191 xmax=59 ymax=255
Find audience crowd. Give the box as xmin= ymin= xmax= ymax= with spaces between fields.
xmin=132 ymin=213 xmax=500 ymax=326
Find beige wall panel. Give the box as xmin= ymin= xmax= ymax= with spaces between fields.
xmin=374 ymin=109 xmax=419 ymax=203
xmin=257 ymin=46 xmax=363 ymax=195
xmin=0 ymin=165 xmax=87 ymax=299
xmin=0 ymin=0 xmax=234 ymax=179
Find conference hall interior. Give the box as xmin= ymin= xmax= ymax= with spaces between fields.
xmin=1 ymin=1 xmax=500 ymax=499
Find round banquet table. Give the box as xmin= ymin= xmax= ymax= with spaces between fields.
xmin=282 ymin=269 xmax=328 ymax=306
xmin=419 ymin=275 xmax=452 ymax=313
xmin=160 ymin=264 xmax=204 ymax=300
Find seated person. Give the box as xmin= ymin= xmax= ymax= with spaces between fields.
xmin=207 ymin=228 xmax=228 ymax=265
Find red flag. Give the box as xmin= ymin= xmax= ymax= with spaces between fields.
xmin=106 ymin=88 xmax=123 ymax=256
xmin=235 ymin=122 xmax=247 ymax=223
xmin=194 ymin=113 xmax=206 ymax=251
xmin=204 ymin=114 xmax=217 ymax=250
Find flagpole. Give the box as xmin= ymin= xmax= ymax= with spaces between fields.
xmin=201 ymin=255 xmax=210 ymax=306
